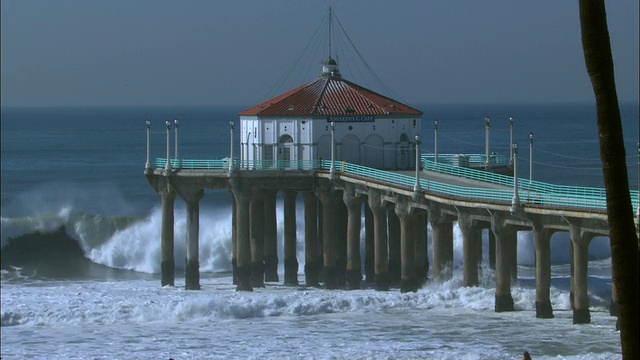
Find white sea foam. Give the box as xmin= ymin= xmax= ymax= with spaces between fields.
xmin=0 ymin=274 xmax=620 ymax=359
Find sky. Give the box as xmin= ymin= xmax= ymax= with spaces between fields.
xmin=1 ymin=0 xmax=638 ymax=107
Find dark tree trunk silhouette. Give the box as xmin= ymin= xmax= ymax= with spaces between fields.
xmin=579 ymin=1 xmax=639 ymax=358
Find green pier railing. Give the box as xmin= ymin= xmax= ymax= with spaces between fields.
xmin=154 ymin=156 xmax=639 ymax=214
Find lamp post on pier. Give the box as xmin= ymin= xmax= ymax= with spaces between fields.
xmin=145 ymin=120 xmax=152 ymax=174
xmin=330 ymin=121 xmax=336 ymax=179
xmin=229 ymin=120 xmax=235 ymax=174
xmin=511 ymin=142 xmax=520 ymax=214
xmin=164 ymin=120 xmax=172 ymax=176
xmin=509 ymin=117 xmax=515 ymax=167
xmin=174 ymin=119 xmax=179 ymax=160
xmin=529 ymin=132 xmax=534 ymax=182
xmin=413 ymin=134 xmax=422 ymax=198
xmin=434 ymin=119 xmax=439 ymax=163
xmin=485 ymin=116 xmax=491 ymax=170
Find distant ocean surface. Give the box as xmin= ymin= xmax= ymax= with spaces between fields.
xmin=1 ymin=103 xmax=638 ymax=359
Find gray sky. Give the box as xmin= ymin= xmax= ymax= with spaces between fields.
xmin=1 ymin=0 xmax=638 ymax=107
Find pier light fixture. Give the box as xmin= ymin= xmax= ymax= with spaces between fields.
xmin=164 ymin=120 xmax=172 ymax=175
xmin=330 ymin=121 xmax=336 ymax=178
xmin=145 ymin=120 xmax=152 ymax=173
xmin=229 ymin=120 xmax=235 ymax=174
xmin=529 ymin=132 xmax=534 ymax=182
xmin=511 ymin=142 xmax=520 ymax=214
xmin=413 ymin=134 xmax=422 ymax=197
xmin=509 ymin=117 xmax=515 ymax=167
xmin=174 ymin=119 xmax=179 ymax=161
xmin=434 ymin=120 xmax=439 ymax=163
xmin=484 ymin=116 xmax=491 ymax=170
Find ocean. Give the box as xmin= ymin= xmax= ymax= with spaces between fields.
xmin=1 ymin=103 xmax=638 ymax=359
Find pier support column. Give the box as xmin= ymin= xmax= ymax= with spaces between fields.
xmin=458 ymin=212 xmax=481 ymax=287
xmin=182 ymin=188 xmax=204 ymax=290
xmin=368 ymin=189 xmax=390 ymax=291
xmin=429 ymin=206 xmax=454 ymax=281
xmin=316 ymin=201 xmax=324 ymax=283
xmin=250 ymin=190 xmax=266 ymax=287
xmin=231 ymin=185 xmax=253 ymax=291
xmin=302 ymin=191 xmax=320 ymax=286
xmin=488 ymin=230 xmax=496 ymax=270
xmin=343 ymin=188 xmax=363 ymax=290
xmin=532 ymin=217 xmax=554 ymax=318
xmin=570 ymin=221 xmax=593 ymax=324
xmin=492 ymin=212 xmax=515 ymax=312
xmin=395 ymin=197 xmax=417 ymax=293
xmin=232 ymin=196 xmax=237 ymax=285
xmin=414 ymin=212 xmax=429 ymax=287
xmin=388 ymin=209 xmax=401 ymax=286
xmin=263 ymin=190 xmax=279 ymax=282
xmin=160 ymin=187 xmax=176 ymax=287
xmin=336 ymin=201 xmax=348 ymax=288
xmin=283 ymin=191 xmax=299 ymax=285
xmin=364 ymin=204 xmax=375 ymax=284
xmin=315 ymin=180 xmax=341 ymax=289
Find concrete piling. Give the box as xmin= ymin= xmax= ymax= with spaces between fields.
xmin=302 ymin=191 xmax=320 ymax=286
xmin=250 ymin=191 xmax=266 ymax=287
xmin=458 ymin=213 xmax=480 ymax=287
xmin=570 ymin=221 xmax=592 ymax=324
xmin=364 ymin=204 xmax=375 ymax=284
xmin=413 ymin=212 xmax=429 ymax=287
xmin=183 ymin=189 xmax=204 ymax=290
xmin=343 ymin=189 xmax=363 ymax=290
xmin=388 ymin=209 xmax=402 ymax=285
xmin=368 ymin=190 xmax=390 ymax=291
xmin=532 ymin=218 xmax=554 ymax=318
xmin=263 ymin=190 xmax=279 ymax=282
xmin=430 ymin=206 xmax=454 ymax=281
xmin=232 ymin=186 xmax=253 ymax=291
xmin=160 ymin=188 xmax=176 ymax=287
xmin=492 ymin=213 xmax=515 ymax=312
xmin=395 ymin=197 xmax=417 ymax=293
xmin=316 ymin=181 xmax=341 ymax=289
xmin=283 ymin=191 xmax=299 ymax=285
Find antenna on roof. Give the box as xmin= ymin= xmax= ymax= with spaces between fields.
xmin=328 ymin=6 xmax=332 ymax=59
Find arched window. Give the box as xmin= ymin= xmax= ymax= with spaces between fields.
xmin=400 ymin=133 xmax=409 ymax=142
xmin=280 ymin=134 xmax=294 ymax=143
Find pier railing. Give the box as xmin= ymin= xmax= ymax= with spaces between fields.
xmin=154 ymin=157 xmax=638 ymax=213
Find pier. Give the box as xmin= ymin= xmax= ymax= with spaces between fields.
xmin=146 ymin=144 xmax=640 ymax=324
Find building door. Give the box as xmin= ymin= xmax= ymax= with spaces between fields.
xmin=278 ymin=134 xmax=294 ymax=169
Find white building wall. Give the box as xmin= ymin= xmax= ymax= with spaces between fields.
xmin=240 ymin=115 xmax=421 ymax=170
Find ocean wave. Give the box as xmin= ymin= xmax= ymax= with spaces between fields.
xmin=0 ymin=206 xmax=237 ymax=278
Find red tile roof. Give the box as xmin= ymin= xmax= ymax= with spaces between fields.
xmin=239 ymin=76 xmax=423 ymax=117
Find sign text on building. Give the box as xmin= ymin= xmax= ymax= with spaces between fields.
xmin=327 ymin=116 xmax=375 ymax=123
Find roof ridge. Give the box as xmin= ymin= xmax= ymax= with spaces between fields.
xmin=311 ymin=77 xmax=331 ymax=116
